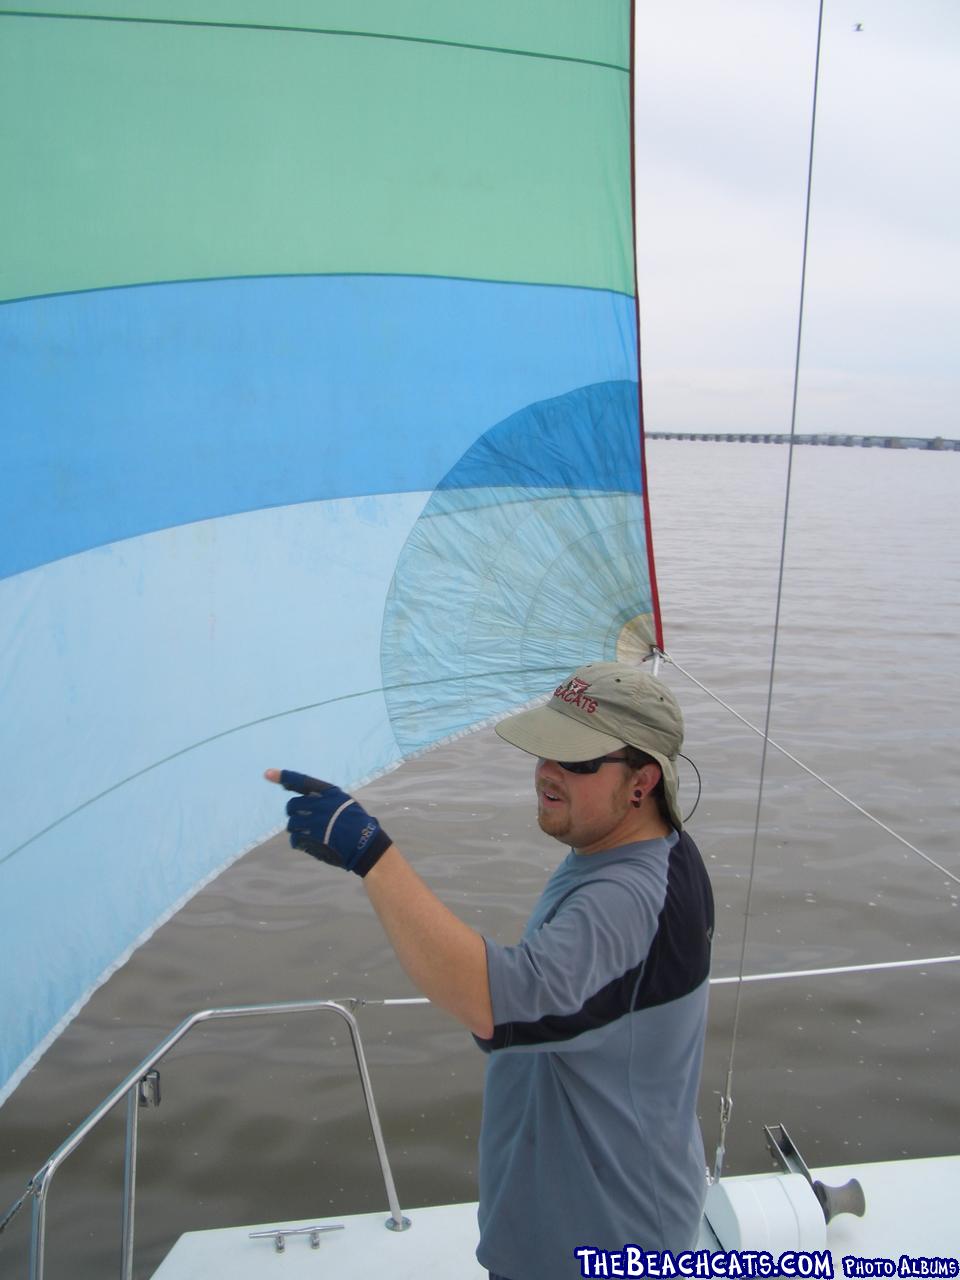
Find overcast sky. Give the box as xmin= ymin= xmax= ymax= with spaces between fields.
xmin=634 ymin=0 xmax=960 ymax=439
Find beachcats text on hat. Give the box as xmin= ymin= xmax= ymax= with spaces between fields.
xmin=554 ymin=678 xmax=598 ymax=713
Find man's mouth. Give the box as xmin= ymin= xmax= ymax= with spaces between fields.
xmin=539 ymin=788 xmax=565 ymax=806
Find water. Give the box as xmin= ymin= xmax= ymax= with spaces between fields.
xmin=1 ymin=443 xmax=957 ymax=1277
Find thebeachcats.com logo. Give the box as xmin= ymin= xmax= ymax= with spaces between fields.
xmin=574 ymin=1251 xmax=960 ymax=1279
xmin=573 ymin=1247 xmax=835 ymax=1278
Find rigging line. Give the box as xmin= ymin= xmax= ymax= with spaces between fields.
xmin=710 ymin=953 xmax=960 ymax=985
xmin=363 ymin=953 xmax=960 ymax=1006
xmin=710 ymin=0 xmax=826 ymax=1186
xmin=0 ymin=663 xmax=572 ymax=871
xmin=0 ymin=10 xmax=629 ymax=73
xmin=664 ymin=650 xmax=959 ymax=887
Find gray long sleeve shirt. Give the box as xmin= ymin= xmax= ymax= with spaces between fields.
xmin=474 ymin=829 xmax=714 ymax=1279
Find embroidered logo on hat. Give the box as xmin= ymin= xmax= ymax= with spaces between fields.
xmin=553 ymin=677 xmax=598 ymax=713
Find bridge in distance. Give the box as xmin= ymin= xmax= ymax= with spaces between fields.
xmin=646 ymin=432 xmax=959 ymax=450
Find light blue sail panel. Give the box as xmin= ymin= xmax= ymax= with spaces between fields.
xmin=0 ymin=494 xmax=420 ymax=1085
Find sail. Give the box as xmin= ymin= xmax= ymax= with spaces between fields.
xmin=0 ymin=2 xmax=659 ymax=1104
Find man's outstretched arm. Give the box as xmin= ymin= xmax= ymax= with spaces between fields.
xmin=363 ymin=845 xmax=493 ymax=1039
xmin=265 ymin=768 xmax=494 ymax=1040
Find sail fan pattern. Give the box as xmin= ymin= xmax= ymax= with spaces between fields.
xmin=0 ymin=3 xmax=658 ymax=1103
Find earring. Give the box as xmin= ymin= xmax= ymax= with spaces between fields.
xmin=632 ymin=790 xmax=642 ymax=809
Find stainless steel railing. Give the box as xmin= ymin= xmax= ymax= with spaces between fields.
xmin=1 ymin=997 xmax=413 ymax=1280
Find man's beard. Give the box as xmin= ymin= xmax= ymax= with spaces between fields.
xmin=537 ymin=803 xmax=571 ymax=842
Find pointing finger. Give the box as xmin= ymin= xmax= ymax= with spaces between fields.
xmin=276 ymin=769 xmax=334 ymax=795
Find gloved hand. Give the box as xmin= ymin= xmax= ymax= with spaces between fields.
xmin=267 ymin=769 xmax=393 ymax=877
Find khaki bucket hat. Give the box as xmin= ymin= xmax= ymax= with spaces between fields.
xmin=495 ymin=661 xmax=685 ymax=830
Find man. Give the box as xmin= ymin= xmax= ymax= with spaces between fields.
xmin=266 ymin=660 xmax=714 ymax=1279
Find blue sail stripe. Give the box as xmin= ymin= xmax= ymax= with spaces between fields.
xmin=2 ymin=274 xmax=637 ymax=579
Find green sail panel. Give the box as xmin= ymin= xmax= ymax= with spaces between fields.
xmin=1 ymin=5 xmax=632 ymax=301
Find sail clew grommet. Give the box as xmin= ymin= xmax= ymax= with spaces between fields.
xmin=616 ymin=614 xmax=657 ymax=665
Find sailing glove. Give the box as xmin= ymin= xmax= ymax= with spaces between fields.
xmin=278 ymin=770 xmax=392 ymax=877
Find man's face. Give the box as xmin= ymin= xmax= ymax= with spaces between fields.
xmin=535 ymin=755 xmax=638 ymax=853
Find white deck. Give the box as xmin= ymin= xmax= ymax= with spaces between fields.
xmin=151 ymin=1200 xmax=488 ymax=1279
xmin=151 ymin=1155 xmax=960 ymax=1278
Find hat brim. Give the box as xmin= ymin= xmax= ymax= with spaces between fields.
xmin=495 ymin=702 xmax=625 ymax=761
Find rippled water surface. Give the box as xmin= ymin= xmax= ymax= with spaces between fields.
xmin=2 ymin=443 xmax=957 ymax=1277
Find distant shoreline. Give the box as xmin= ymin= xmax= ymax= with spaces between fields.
xmin=646 ymin=432 xmax=959 ymax=450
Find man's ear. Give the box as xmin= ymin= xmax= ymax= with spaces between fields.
xmin=629 ymin=761 xmax=661 ymax=801
xmin=636 ymin=761 xmax=662 ymax=794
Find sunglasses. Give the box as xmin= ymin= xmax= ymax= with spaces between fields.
xmin=555 ymin=754 xmax=629 ymax=775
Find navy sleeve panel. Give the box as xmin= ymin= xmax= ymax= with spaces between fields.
xmin=479 ymin=868 xmax=664 ymax=1052
xmin=478 ymin=833 xmax=713 ymax=1052
xmin=633 ymin=832 xmax=714 ymax=1013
